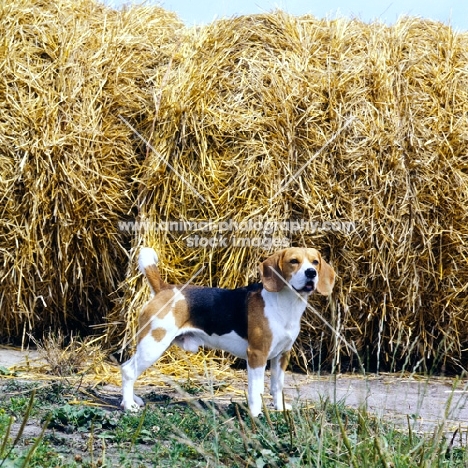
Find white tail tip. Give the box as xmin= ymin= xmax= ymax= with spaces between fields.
xmin=138 ymin=247 xmax=159 ymax=273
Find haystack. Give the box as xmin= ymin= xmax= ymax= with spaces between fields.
xmin=113 ymin=13 xmax=468 ymax=373
xmin=0 ymin=0 xmax=183 ymax=339
xmin=1 ymin=0 xmax=468 ymax=374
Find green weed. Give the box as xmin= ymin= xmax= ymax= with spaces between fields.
xmin=47 ymin=405 xmax=118 ymax=433
xmin=0 ymin=377 xmax=467 ymax=467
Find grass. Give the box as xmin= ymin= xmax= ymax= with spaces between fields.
xmin=0 ymin=377 xmax=467 ymax=467
xmin=1 ymin=335 xmax=466 ymax=466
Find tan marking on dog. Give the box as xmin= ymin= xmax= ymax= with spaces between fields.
xmin=138 ymin=286 xmax=187 ymax=342
xmin=260 ymin=247 xmax=334 ymax=295
xmin=142 ymin=257 xmax=174 ymax=294
xmin=259 ymin=250 xmax=286 ymax=292
xmin=152 ymin=327 xmax=167 ymax=342
xmin=246 ymin=292 xmax=272 ymax=368
xmin=280 ymin=351 xmax=291 ymax=371
xmin=259 ymin=247 xmax=309 ymax=292
xmin=313 ymin=251 xmax=336 ymax=295
xmin=138 ymin=305 xmax=154 ymax=343
xmin=172 ymin=293 xmax=190 ymax=328
xmin=144 ymin=264 xmax=163 ymax=294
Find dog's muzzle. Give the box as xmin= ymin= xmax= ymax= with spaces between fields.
xmin=295 ymin=268 xmax=317 ymax=293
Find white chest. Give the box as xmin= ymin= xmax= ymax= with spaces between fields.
xmin=262 ymin=288 xmax=307 ymax=359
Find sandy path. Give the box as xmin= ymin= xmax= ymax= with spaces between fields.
xmin=1 ymin=347 xmax=467 ymax=438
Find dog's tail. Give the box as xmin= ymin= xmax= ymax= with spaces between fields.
xmin=138 ymin=247 xmax=162 ymax=295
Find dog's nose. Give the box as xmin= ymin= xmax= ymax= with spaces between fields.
xmin=305 ymin=268 xmax=317 ymax=279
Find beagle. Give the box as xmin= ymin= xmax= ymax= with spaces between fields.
xmin=121 ymin=247 xmax=335 ymax=416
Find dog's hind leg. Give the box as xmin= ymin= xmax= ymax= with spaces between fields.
xmin=121 ymin=352 xmax=147 ymax=411
xmin=120 ymin=327 xmax=177 ymax=411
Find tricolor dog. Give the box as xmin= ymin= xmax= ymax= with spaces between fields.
xmin=121 ymin=247 xmax=335 ymax=416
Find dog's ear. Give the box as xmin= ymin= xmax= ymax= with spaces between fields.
xmin=259 ymin=250 xmax=286 ymax=292
xmin=316 ymin=254 xmax=336 ymax=296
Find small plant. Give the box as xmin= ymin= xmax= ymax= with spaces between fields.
xmin=46 ymin=404 xmax=118 ymax=433
xmin=0 ymin=367 xmax=16 ymax=377
xmin=180 ymin=376 xmax=204 ymax=396
xmin=2 ymin=380 xmax=38 ymax=395
xmin=36 ymin=381 xmax=73 ymax=405
xmin=0 ymin=382 xmax=40 ymax=416
xmin=9 ymin=397 xmax=33 ymax=417
xmin=29 ymin=331 xmax=101 ymax=377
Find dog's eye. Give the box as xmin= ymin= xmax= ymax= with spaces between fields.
xmin=290 ymin=258 xmax=299 ymax=264
xmin=312 ymin=260 xmax=319 ymax=266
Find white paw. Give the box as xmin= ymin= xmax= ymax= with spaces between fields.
xmin=249 ymin=406 xmax=262 ymax=417
xmin=121 ymin=400 xmax=144 ymax=412
xmin=274 ymin=401 xmax=292 ymax=411
xmin=248 ymin=399 xmax=263 ymax=417
xmin=133 ymin=395 xmax=144 ymax=407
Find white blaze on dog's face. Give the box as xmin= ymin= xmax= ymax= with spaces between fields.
xmin=259 ymin=247 xmax=335 ymax=296
xmin=286 ymin=249 xmax=320 ymax=293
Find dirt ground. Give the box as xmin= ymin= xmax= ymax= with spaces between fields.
xmin=1 ymin=347 xmax=467 ymax=439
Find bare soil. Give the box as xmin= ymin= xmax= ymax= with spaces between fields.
xmin=1 ymin=347 xmax=467 ymax=438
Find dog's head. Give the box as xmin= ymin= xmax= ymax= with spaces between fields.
xmin=259 ymin=247 xmax=335 ymax=295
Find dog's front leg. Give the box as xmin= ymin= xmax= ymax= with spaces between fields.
xmin=247 ymin=348 xmax=267 ymax=417
xmin=247 ymin=365 xmax=266 ymax=416
xmin=270 ymin=351 xmax=292 ymax=411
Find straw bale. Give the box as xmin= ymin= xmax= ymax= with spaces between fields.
xmin=112 ymin=12 xmax=468 ymax=373
xmin=0 ymin=0 xmax=183 ymax=340
xmin=1 ymin=2 xmax=468 ymax=374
